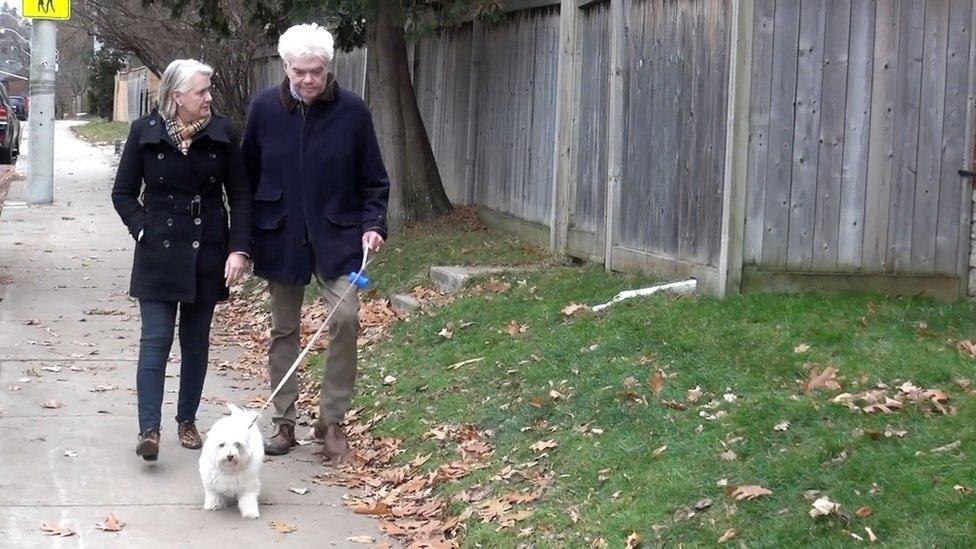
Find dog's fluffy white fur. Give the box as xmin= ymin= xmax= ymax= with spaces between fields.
xmin=199 ymin=403 xmax=264 ymax=519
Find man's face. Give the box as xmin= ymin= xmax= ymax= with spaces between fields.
xmin=285 ymin=55 xmax=329 ymax=103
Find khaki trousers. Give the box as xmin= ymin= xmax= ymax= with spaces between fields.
xmin=267 ymin=278 xmax=360 ymax=427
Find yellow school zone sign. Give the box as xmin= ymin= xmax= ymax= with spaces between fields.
xmin=23 ymin=0 xmax=71 ymax=20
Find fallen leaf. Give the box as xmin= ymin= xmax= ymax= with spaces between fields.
xmin=530 ymin=439 xmax=558 ymax=453
xmin=931 ymin=440 xmax=961 ymax=454
xmin=732 ymin=485 xmax=772 ymax=501
xmin=95 ymin=514 xmax=124 ymax=532
xmin=650 ymin=370 xmax=665 ymax=395
xmin=804 ymin=365 xmax=841 ymax=393
xmin=270 ymin=521 xmax=297 ymax=534
xmin=954 ymin=484 xmax=973 ymax=494
xmin=718 ymin=528 xmax=737 ymax=543
xmin=504 ymin=321 xmax=528 ymax=336
xmin=719 ymin=450 xmax=737 ymax=461
xmin=687 ymin=385 xmax=702 ymax=403
xmin=64 ymin=450 xmax=78 ymax=458
xmin=288 ymin=487 xmax=310 ymax=495
xmin=41 ymin=400 xmax=63 ymax=409
xmin=528 ymin=396 xmax=548 ymax=408
xmin=90 ymin=384 xmax=119 ymax=393
xmin=694 ymin=498 xmax=714 ymax=511
xmin=562 ymin=303 xmax=587 ymax=316
xmin=957 ymin=340 xmax=976 ymax=358
xmin=437 ymin=328 xmax=453 ymax=339
xmin=652 ymin=445 xmax=667 ymax=458
xmin=884 ymin=426 xmax=908 ymax=438
xmin=623 ymin=376 xmax=638 ymax=389
xmin=351 ymin=501 xmax=391 ymax=516
xmin=865 ymin=527 xmax=878 ymax=542
xmin=382 ymin=375 xmax=397 ymax=386
xmin=625 ymin=531 xmax=642 ymax=548
xmin=346 ymin=535 xmax=375 ymax=544
xmin=809 ymin=496 xmax=841 ymax=518
xmin=794 ymin=343 xmax=810 ymax=354
xmin=39 ymin=523 xmax=75 ymax=537
xmin=774 ymin=420 xmax=790 ymax=432
xmin=485 ymin=278 xmax=511 ymax=293
xmin=855 ymin=506 xmax=872 ymax=518
xmin=446 ymin=357 xmax=483 ymax=370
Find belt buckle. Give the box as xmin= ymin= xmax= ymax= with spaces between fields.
xmin=190 ymin=197 xmax=201 ymax=217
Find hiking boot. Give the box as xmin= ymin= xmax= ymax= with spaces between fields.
xmin=314 ymin=422 xmax=349 ymax=461
xmin=263 ymin=423 xmax=296 ymax=456
xmin=177 ymin=421 xmax=203 ymax=449
xmin=136 ymin=429 xmax=160 ymax=461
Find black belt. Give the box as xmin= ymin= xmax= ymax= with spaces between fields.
xmin=145 ymin=194 xmax=223 ymax=216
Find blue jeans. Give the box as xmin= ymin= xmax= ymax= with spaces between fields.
xmin=137 ymin=300 xmax=216 ymax=434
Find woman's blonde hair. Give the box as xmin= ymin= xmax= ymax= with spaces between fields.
xmin=156 ymin=59 xmax=213 ymax=119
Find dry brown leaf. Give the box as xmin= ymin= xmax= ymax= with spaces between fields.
xmin=804 ymin=365 xmax=841 ymax=393
xmin=446 ymin=357 xmax=483 ymax=370
xmin=351 ymin=501 xmax=391 ymax=516
xmin=485 ymin=278 xmax=512 ymax=293
xmin=625 ymin=531 xmax=642 ymax=548
xmin=651 ymin=445 xmax=668 ymax=458
xmin=270 ymin=521 xmax=297 ymax=534
xmin=41 ymin=400 xmax=63 ymax=409
xmin=719 ymin=450 xmax=737 ymax=461
xmin=855 ymin=506 xmax=872 ymax=518
xmin=774 ymin=420 xmax=790 ymax=432
xmin=95 ymin=514 xmax=124 ymax=532
xmin=794 ymin=343 xmax=810 ymax=354
xmin=530 ymin=439 xmax=558 ymax=453
xmin=39 ymin=523 xmax=75 ymax=537
xmin=623 ymin=376 xmax=639 ymax=389
xmin=717 ymin=528 xmax=737 ymax=543
xmin=504 ymin=321 xmax=528 ymax=336
xmin=954 ymin=484 xmax=973 ymax=494
xmin=809 ymin=496 xmax=841 ymax=518
xmin=687 ymin=385 xmax=702 ymax=403
xmin=650 ymin=369 xmax=665 ymax=395
xmin=436 ymin=328 xmax=453 ymax=339
xmin=732 ymin=485 xmax=772 ymax=501
xmin=346 ymin=535 xmax=375 ymax=544
xmin=957 ymin=339 xmax=976 ymax=358
xmin=562 ymin=303 xmax=587 ymax=316
xmin=528 ymin=396 xmax=548 ymax=408
xmin=865 ymin=527 xmax=878 ymax=542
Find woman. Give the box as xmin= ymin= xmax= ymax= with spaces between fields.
xmin=112 ymin=59 xmax=252 ymax=461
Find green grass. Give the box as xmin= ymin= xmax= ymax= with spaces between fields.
xmin=71 ymin=120 xmax=129 ymax=144
xmin=303 ymin=214 xmax=976 ymax=547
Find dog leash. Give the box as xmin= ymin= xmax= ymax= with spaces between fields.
xmin=247 ymin=245 xmax=373 ymax=428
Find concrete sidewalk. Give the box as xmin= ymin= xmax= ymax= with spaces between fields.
xmin=0 ymin=122 xmax=389 ymax=548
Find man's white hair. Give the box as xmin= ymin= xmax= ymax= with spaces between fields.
xmin=157 ymin=59 xmax=213 ymax=119
xmin=278 ymin=23 xmax=335 ymax=66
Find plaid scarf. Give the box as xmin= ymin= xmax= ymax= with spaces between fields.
xmin=165 ymin=115 xmax=211 ymax=155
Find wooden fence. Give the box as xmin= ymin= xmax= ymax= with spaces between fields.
xmin=248 ymin=0 xmax=976 ymax=299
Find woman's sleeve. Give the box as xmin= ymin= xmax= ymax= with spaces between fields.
xmin=111 ymin=122 xmax=146 ymax=241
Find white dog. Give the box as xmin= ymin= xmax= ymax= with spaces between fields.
xmin=199 ymin=403 xmax=264 ymax=519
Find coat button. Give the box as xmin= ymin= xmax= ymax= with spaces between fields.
xmin=194 ymin=218 xmax=201 ymax=226
xmin=209 ymin=152 xmax=216 ymax=159
xmin=163 ymin=240 xmax=171 ymax=248
xmin=149 ymin=120 xmax=156 ymax=126
xmin=157 ymin=153 xmax=164 ymax=160
xmin=168 ymin=194 xmax=174 ymax=200
xmin=194 ymin=195 xmax=201 ymax=200
xmin=167 ymin=218 xmax=174 ymax=227
xmin=209 ymin=176 xmax=216 ymax=183
xmin=192 ymin=241 xmax=200 ymax=249
xmin=158 ymin=176 xmax=164 ymax=183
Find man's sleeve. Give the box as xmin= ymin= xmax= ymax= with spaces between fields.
xmin=358 ymin=109 xmax=390 ymax=239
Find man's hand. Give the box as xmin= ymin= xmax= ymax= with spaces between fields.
xmin=224 ymin=251 xmax=249 ymax=287
xmin=362 ymin=230 xmax=384 ymax=252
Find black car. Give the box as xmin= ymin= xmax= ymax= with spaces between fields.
xmin=0 ymin=86 xmax=21 ymax=164
xmin=10 ymin=95 xmax=27 ymax=121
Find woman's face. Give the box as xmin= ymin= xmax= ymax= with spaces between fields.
xmin=174 ymin=73 xmax=212 ymax=122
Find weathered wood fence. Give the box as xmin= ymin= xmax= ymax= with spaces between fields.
xmin=250 ymin=0 xmax=976 ymax=299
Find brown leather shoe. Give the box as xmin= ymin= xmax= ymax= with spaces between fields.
xmin=263 ymin=423 xmax=296 ymax=456
xmin=177 ymin=421 xmax=203 ymax=449
xmin=314 ymin=422 xmax=349 ymax=461
xmin=136 ymin=429 xmax=160 ymax=461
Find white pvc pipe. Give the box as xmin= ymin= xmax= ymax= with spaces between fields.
xmin=591 ymin=279 xmax=697 ymax=312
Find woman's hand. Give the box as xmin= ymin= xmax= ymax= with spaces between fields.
xmin=224 ymin=252 xmax=249 ymax=287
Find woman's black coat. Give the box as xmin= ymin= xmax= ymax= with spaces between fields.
xmin=112 ymin=111 xmax=252 ymax=303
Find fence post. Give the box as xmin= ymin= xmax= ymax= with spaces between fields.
xmin=550 ymin=0 xmax=580 ymax=253
xmin=718 ymin=0 xmax=755 ymax=296
xmin=958 ymin=1 xmax=976 ymax=297
xmin=604 ymin=0 xmax=628 ymax=271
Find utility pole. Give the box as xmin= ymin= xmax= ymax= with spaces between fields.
xmin=24 ymin=19 xmax=56 ymax=204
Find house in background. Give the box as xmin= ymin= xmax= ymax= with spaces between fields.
xmin=113 ymin=65 xmax=158 ymax=122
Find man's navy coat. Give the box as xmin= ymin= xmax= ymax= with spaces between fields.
xmin=241 ymin=77 xmax=390 ymax=285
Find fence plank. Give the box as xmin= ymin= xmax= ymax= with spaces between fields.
xmin=911 ymin=0 xmax=950 ymax=273
xmin=786 ymin=0 xmax=826 ymax=271
xmin=760 ymin=0 xmax=802 ymax=269
xmin=811 ymin=0 xmax=852 ymax=271
xmin=837 ymin=0 xmax=875 ymax=270
xmin=862 ymin=0 xmax=899 ymax=272
xmin=939 ymin=0 xmax=975 ymax=274
xmin=886 ymin=0 xmax=925 ymax=273
xmin=743 ymin=0 xmax=775 ymax=265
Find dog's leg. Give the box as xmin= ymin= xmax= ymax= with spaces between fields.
xmin=203 ymin=488 xmax=226 ymax=511
xmin=237 ymin=490 xmax=260 ymax=519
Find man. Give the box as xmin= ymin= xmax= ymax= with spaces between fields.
xmin=242 ymin=23 xmax=390 ymax=460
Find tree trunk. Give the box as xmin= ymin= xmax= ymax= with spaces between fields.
xmin=365 ymin=0 xmax=452 ymax=231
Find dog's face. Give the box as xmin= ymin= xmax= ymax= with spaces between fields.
xmin=205 ymin=404 xmax=259 ymax=471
